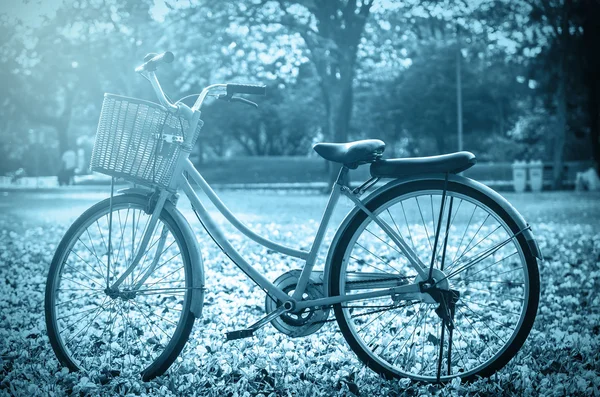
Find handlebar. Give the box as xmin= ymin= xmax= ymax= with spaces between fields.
xmin=134 ymin=52 xmax=266 ymax=113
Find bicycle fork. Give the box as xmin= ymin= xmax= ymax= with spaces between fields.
xmin=107 ymin=189 xmax=171 ymax=292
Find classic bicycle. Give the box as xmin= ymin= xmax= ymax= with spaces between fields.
xmin=45 ymin=52 xmax=541 ymax=384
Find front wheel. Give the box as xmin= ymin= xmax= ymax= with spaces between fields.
xmin=329 ymin=180 xmax=539 ymax=383
xmin=45 ymin=194 xmax=196 ymax=381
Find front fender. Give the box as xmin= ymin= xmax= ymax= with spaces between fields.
xmin=118 ymin=188 xmax=205 ymax=318
xmin=322 ymin=174 xmax=542 ymax=297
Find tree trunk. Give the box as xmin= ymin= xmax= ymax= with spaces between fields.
xmin=582 ymin=0 xmax=600 ymax=176
xmin=325 ymin=39 xmax=359 ymax=186
xmin=434 ymin=133 xmax=446 ymax=155
xmin=326 ymin=105 xmax=341 ymax=189
xmin=326 ymin=75 xmax=354 ymax=188
xmin=551 ymin=2 xmax=571 ymax=190
xmin=268 ymin=1 xmax=372 ymax=188
xmin=56 ymin=114 xmax=72 ymax=157
xmin=592 ymin=90 xmax=600 ymax=176
xmin=552 ymin=54 xmax=567 ymax=190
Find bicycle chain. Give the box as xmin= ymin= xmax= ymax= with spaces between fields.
xmin=288 ymin=275 xmax=414 ymax=328
xmin=296 ymin=300 xmax=419 ymax=328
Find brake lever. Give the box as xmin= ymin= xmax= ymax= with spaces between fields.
xmin=231 ymin=97 xmax=258 ymax=108
xmin=217 ymin=94 xmax=258 ymax=109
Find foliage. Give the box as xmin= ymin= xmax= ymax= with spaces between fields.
xmin=490 ymin=0 xmax=598 ymax=184
xmin=199 ymin=68 xmax=323 ymax=157
xmin=0 ymin=0 xmax=163 ymax=173
xmin=0 ymin=0 xmax=598 ymax=181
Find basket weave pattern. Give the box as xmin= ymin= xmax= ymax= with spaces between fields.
xmin=90 ymin=94 xmax=201 ymax=188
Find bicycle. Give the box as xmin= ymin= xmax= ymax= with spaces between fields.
xmin=45 ymin=52 xmax=541 ymax=384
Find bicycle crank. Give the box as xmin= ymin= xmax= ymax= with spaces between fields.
xmin=265 ymin=270 xmax=331 ymax=338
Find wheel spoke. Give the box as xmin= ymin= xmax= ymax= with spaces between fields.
xmin=453 ymin=214 xmax=490 ymax=266
xmin=58 ymin=276 xmax=102 ymax=292
xmin=462 ymin=286 xmax=525 ymax=301
xmin=132 ymin=238 xmax=177 ymax=286
xmin=63 ymin=262 xmax=104 ymax=288
xmin=385 ymin=208 xmax=403 ymax=241
xmin=452 ymin=205 xmax=476 ymax=263
xmin=443 ymin=232 xmax=524 ymax=283
xmin=457 ymin=304 xmax=507 ymax=348
xmin=139 ymin=263 xmax=184 ymax=291
xmin=131 ymin=224 xmax=164 ymax=282
xmin=400 ymin=201 xmax=418 ymax=253
xmin=415 ymin=197 xmax=433 ymax=254
xmin=452 ymin=251 xmax=519 ymax=282
xmin=449 ymin=224 xmax=501 ymax=272
xmin=135 ymin=286 xmax=193 ymax=294
xmin=456 ymin=298 xmax=521 ymax=316
xmin=354 ymin=240 xmax=401 ymax=274
xmin=56 ymin=290 xmax=104 ymax=307
xmin=349 ymin=254 xmax=396 ymax=275
xmin=390 ymin=304 xmax=430 ymax=362
xmin=130 ymin=300 xmax=174 ymax=339
xmin=114 ymin=209 xmax=128 ymax=274
xmin=79 ymin=233 xmax=109 ymax=280
xmin=360 ymin=307 xmax=400 ymax=338
xmin=363 ymin=226 xmax=404 ymax=258
xmin=449 ymin=319 xmax=473 ymax=370
xmin=65 ymin=297 xmax=111 ymax=346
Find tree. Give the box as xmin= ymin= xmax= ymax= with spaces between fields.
xmin=199 ymin=71 xmax=322 ymax=157
xmin=358 ymin=38 xmax=525 ymax=160
xmin=576 ymin=0 xmax=600 ymax=176
xmin=227 ymin=0 xmax=377 ymax=185
xmin=394 ymin=0 xmax=593 ymax=182
xmin=3 ymin=0 xmax=161 ymax=163
xmin=353 ymin=0 xmax=531 ymax=161
xmin=527 ymin=0 xmax=577 ymax=188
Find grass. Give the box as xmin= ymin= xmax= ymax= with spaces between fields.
xmin=0 ymin=189 xmax=599 ymax=396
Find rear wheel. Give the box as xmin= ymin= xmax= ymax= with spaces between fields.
xmin=330 ymin=180 xmax=539 ymax=382
xmin=45 ymin=194 xmax=195 ymax=381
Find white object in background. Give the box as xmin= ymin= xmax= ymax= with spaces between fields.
xmin=62 ymin=150 xmax=77 ymax=170
xmin=575 ymin=168 xmax=600 ymax=191
xmin=77 ymin=148 xmax=85 ymax=173
xmin=512 ymin=160 xmax=527 ymax=193
xmin=528 ymin=160 xmax=543 ymax=192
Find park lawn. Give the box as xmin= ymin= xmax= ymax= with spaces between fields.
xmin=0 ymin=190 xmax=599 ymax=396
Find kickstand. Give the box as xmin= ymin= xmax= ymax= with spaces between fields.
xmin=225 ymin=305 xmax=289 ymax=341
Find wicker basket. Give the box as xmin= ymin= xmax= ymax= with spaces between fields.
xmin=90 ymin=94 xmax=202 ymax=188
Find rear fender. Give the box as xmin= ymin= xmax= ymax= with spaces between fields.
xmin=118 ymin=188 xmax=205 ymax=318
xmin=322 ymin=174 xmax=542 ymax=297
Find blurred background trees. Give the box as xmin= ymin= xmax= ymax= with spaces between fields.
xmin=0 ymin=0 xmax=597 ymax=184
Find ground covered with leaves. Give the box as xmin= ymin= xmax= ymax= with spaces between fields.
xmin=0 ymin=190 xmax=599 ymax=396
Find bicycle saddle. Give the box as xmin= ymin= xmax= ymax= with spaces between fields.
xmin=370 ymin=151 xmax=476 ymax=178
xmin=313 ymin=139 xmax=385 ymax=168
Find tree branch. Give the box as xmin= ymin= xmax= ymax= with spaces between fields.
xmin=539 ymin=0 xmax=560 ymax=38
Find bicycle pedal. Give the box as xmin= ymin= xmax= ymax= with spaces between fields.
xmin=225 ymin=329 xmax=254 ymax=341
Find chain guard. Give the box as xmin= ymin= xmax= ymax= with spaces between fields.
xmin=265 ymin=269 xmax=330 ymax=338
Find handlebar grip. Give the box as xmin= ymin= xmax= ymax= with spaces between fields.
xmin=151 ymin=51 xmax=174 ymax=64
xmin=226 ymin=83 xmax=266 ymax=96
xmin=136 ymin=51 xmax=174 ymax=72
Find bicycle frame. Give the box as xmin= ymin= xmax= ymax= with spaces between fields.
xmin=107 ymin=69 xmax=433 ymax=312
xmin=110 ymin=159 xmax=429 ymax=312
xmin=179 ymin=158 xmax=430 ymax=307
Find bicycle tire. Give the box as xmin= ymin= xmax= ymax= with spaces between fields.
xmin=329 ymin=179 xmax=539 ymax=383
xmin=45 ymin=194 xmax=196 ymax=381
